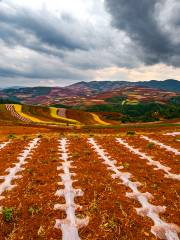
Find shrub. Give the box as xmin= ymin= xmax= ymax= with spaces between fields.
xmin=147 ymin=142 xmax=155 ymax=149
xmin=2 ymin=207 xmax=13 ymax=222
xmin=8 ymin=133 xmax=16 ymax=139
xmin=126 ymin=131 xmax=135 ymax=136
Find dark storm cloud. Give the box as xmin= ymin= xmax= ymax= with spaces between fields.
xmin=105 ymin=0 xmax=180 ymax=66
xmin=0 ymin=5 xmax=88 ymax=51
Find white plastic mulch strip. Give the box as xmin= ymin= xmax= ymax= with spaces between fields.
xmin=0 ymin=140 xmax=11 ymax=151
xmin=0 ymin=138 xmax=40 ymax=201
xmin=116 ymin=138 xmax=180 ymax=181
xmin=88 ymin=138 xmax=180 ymax=240
xmin=54 ymin=138 xmax=89 ymax=240
xmin=5 ymin=104 xmax=31 ymax=123
xmin=164 ymin=132 xmax=180 ymax=136
xmin=141 ymin=136 xmax=180 ymax=156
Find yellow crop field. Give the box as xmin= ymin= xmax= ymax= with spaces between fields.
xmin=13 ymin=104 xmax=45 ymax=123
xmin=13 ymin=105 xmax=67 ymax=126
xmin=91 ymin=113 xmax=110 ymax=125
xmin=49 ymin=107 xmax=80 ymax=125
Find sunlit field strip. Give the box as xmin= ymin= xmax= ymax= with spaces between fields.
xmin=10 ymin=105 xmax=71 ymax=126
xmin=90 ymin=113 xmax=110 ymax=125
xmin=49 ymin=107 xmax=80 ymax=125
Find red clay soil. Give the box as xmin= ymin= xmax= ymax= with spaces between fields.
xmin=0 ymin=138 xmax=64 ymax=240
xmin=0 ymin=139 xmax=29 ymax=178
xmin=68 ymin=136 xmax=156 ymax=240
xmin=125 ymin=135 xmax=180 ymax=174
xmin=0 ymin=125 xmax=54 ymax=138
xmin=0 ymin=135 xmax=179 ymax=239
xmin=145 ymin=133 xmax=180 ymax=152
xmin=98 ymin=136 xmax=180 ymax=227
xmin=66 ymin=109 xmax=97 ymax=125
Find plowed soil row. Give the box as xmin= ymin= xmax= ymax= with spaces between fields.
xmin=0 ymin=136 xmax=179 ymax=240
xmin=69 ymin=136 xmax=156 ymax=240
xmin=146 ymin=134 xmax=180 ymax=152
xmin=124 ymin=135 xmax=180 ymax=173
xmin=0 ymin=140 xmax=29 ymax=178
xmin=0 ymin=138 xmax=62 ymax=240
xmin=97 ymin=137 xmax=180 ymax=226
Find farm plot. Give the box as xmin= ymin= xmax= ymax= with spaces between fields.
xmin=141 ymin=135 xmax=180 ymax=156
xmin=0 ymin=135 xmax=179 ymax=240
xmin=0 ymin=140 xmax=11 ymax=151
xmin=0 ymin=139 xmax=30 ymax=179
xmin=89 ymin=137 xmax=180 ymax=240
xmin=68 ymin=136 xmax=154 ymax=240
xmin=0 ymin=138 xmax=40 ymax=203
xmin=6 ymin=104 xmax=32 ymax=123
xmin=121 ymin=135 xmax=180 ymax=175
xmin=0 ymin=138 xmax=61 ymax=239
xmin=143 ymin=134 xmax=180 ymax=153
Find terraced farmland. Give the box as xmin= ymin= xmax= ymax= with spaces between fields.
xmin=0 ymin=132 xmax=179 ymax=240
xmin=0 ymin=104 xmax=110 ymax=126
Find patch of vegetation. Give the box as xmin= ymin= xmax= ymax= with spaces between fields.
xmin=101 ymin=216 xmax=117 ymax=230
xmin=8 ymin=133 xmax=16 ymax=139
xmin=105 ymin=95 xmax=126 ymax=103
xmin=147 ymin=142 xmax=155 ymax=149
xmin=28 ymin=205 xmax=42 ymax=215
xmin=72 ymin=151 xmax=79 ymax=158
xmin=0 ymin=97 xmax=20 ymax=104
xmin=86 ymin=98 xmax=180 ymax=123
xmin=50 ymin=104 xmax=71 ymax=109
xmin=28 ymin=168 xmax=33 ymax=174
xmin=122 ymin=162 xmax=130 ymax=168
xmin=2 ymin=207 xmax=14 ymax=222
xmin=126 ymin=131 xmax=135 ymax=135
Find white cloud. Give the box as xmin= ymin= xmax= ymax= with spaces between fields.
xmin=0 ymin=0 xmax=179 ymax=87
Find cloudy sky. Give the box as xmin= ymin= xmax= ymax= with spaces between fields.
xmin=0 ymin=0 xmax=180 ymax=87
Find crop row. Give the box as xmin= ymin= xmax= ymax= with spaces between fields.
xmin=0 ymin=134 xmax=179 ymax=239
xmin=3 ymin=104 xmax=110 ymax=126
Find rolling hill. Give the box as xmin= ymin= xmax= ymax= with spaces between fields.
xmin=0 ymin=79 xmax=179 ymax=106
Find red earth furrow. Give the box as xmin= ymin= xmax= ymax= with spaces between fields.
xmin=0 ymin=140 xmax=11 ymax=151
xmin=150 ymin=134 xmax=180 ymax=152
xmin=68 ymin=136 xmax=156 ymax=240
xmin=97 ymin=137 xmax=180 ymax=227
xmin=125 ymin=135 xmax=180 ymax=174
xmin=54 ymin=138 xmax=89 ymax=239
xmin=0 ymin=139 xmax=29 ymax=177
xmin=0 ymin=138 xmax=63 ymax=240
xmin=141 ymin=135 xmax=180 ymax=156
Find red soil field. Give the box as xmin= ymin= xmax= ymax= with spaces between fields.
xmin=0 ymin=128 xmax=179 ymax=240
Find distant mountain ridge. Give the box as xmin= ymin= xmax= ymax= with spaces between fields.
xmin=67 ymin=79 xmax=180 ymax=92
xmin=0 ymin=79 xmax=179 ymax=105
